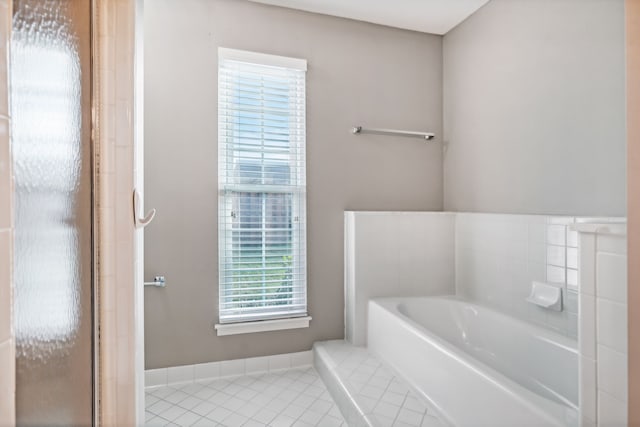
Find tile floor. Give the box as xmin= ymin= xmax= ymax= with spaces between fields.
xmin=316 ymin=341 xmax=442 ymax=427
xmin=145 ymin=367 xmax=346 ymax=427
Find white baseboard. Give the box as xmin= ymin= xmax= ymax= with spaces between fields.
xmin=145 ymin=350 xmax=314 ymax=389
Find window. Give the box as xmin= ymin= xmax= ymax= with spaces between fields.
xmin=218 ymin=48 xmax=307 ymax=325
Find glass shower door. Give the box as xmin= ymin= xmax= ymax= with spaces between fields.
xmin=11 ymin=0 xmax=94 ymax=425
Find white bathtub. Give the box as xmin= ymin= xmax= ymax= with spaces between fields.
xmin=368 ymin=296 xmax=579 ymax=427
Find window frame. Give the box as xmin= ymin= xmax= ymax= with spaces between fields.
xmin=216 ymin=48 xmax=309 ymax=330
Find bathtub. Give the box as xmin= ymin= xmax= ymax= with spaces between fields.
xmin=368 ymin=296 xmax=578 ymax=427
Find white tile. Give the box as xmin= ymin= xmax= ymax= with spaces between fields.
xmin=403 ymin=395 xmax=428 ymax=413
xmin=421 ymin=415 xmax=442 ymax=427
xmin=147 ymin=366 xmax=346 ymax=427
xmin=192 ymin=386 xmax=217 ymax=401
xmin=597 ymin=345 xmax=628 ymax=402
xmin=177 ymin=395 xmax=204 ymax=410
xmin=546 ymin=245 xmax=566 ymax=267
xmin=167 ymin=365 xmax=194 ymax=385
xmin=396 ymin=408 xmax=424 ymax=425
xmin=145 ymin=394 xmax=160 ymax=406
xmin=579 ymin=356 xmax=597 ymax=423
xmin=380 ymin=390 xmax=406 ymax=407
xmin=360 ymin=384 xmax=385 ymax=400
xmin=225 ymin=396 xmax=246 ymax=413
xmin=292 ymin=394 xmax=315 ymax=409
xmin=282 ymin=402 xmax=306 ymax=419
xmin=191 ymin=417 xmax=216 ymax=427
xmin=373 ymin=401 xmax=401 ymax=419
xmin=190 ymin=400 xmax=217 ymax=417
xmin=194 ymin=362 xmax=220 ymax=381
xmin=151 ymin=386 xmax=178 ymax=399
xmin=222 ymin=412 xmax=249 ymax=426
xmin=268 ymin=354 xmax=291 ymax=371
xmin=598 ymin=390 xmax=627 ymax=426
xmin=145 ymin=416 xmax=166 ymax=427
xmin=317 ymin=415 xmax=343 ymax=427
xmin=244 ymin=420 xmax=268 ymax=427
xmin=206 ymin=406 xmax=233 ymax=423
xmin=172 ymin=410 xmax=202 ymax=426
xmin=579 ymin=234 xmax=596 ymax=295
xmin=548 ymin=217 xmax=574 ymax=225
xmin=567 ymin=269 xmax=578 ymax=289
xmin=309 ymin=398 xmax=333 ymax=415
xmin=528 ymin=222 xmax=546 ymax=244
xmin=238 ymin=401 xmax=264 ymax=418
xmin=596 ymin=299 xmax=627 ymax=353
xmin=567 ymin=313 xmax=578 ymax=339
xmin=220 ymin=359 xmax=245 ymax=377
xmin=178 ymin=383 xmax=205 ymax=395
xmin=565 ymin=290 xmax=578 ymax=314
xmin=163 ymin=390 xmax=190 ymax=405
xmin=158 ymin=403 xmax=188 ymax=422
xmin=290 ymin=350 xmax=314 ymax=367
xmin=547 ymin=225 xmax=566 ymax=246
xmin=373 ymin=414 xmax=396 ymax=426
xmin=596 ymin=252 xmax=627 ymax=303
xmin=579 ymin=293 xmax=596 ymax=359
xmin=527 ymin=241 xmax=547 ymax=265
xmin=567 ymin=247 xmax=578 ymax=269
xmin=271 ymin=415 xmax=297 ymax=427
xmin=299 ymin=408 xmax=325 ymax=425
xmin=598 ymin=234 xmax=627 ymax=255
xmin=253 ymin=407 xmax=279 ymax=424
xmin=147 ymin=398 xmax=173 ymax=416
xmin=545 ymin=310 xmax=567 ymax=333
xmin=245 ymin=356 xmax=269 ymax=374
xmin=546 ymin=265 xmax=565 ymax=285
xmin=145 ymin=368 xmax=167 ymax=388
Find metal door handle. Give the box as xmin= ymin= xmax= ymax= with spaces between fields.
xmin=133 ymin=189 xmax=156 ymax=228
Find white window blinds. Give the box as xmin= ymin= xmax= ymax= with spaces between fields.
xmin=218 ymin=48 xmax=307 ymax=324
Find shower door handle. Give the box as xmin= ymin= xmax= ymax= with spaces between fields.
xmin=133 ymin=189 xmax=156 ymax=228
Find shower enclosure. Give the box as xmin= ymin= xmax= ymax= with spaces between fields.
xmin=11 ymin=0 xmax=94 ymax=424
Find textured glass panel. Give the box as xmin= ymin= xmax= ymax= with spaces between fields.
xmin=11 ymin=0 xmax=93 ymax=425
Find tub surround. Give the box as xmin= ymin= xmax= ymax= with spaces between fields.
xmin=344 ymin=212 xmax=455 ymax=346
xmin=455 ymin=213 xmax=589 ymax=338
xmin=345 ymin=212 xmax=623 ymax=347
xmin=344 ymin=211 xmax=628 ymax=426
xmin=575 ymin=224 xmax=628 ymax=426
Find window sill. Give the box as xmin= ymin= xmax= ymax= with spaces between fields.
xmin=214 ymin=316 xmax=312 ymax=336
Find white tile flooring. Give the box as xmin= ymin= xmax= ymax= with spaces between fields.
xmin=145 ymin=367 xmax=346 ymax=427
xmin=315 ymin=341 xmax=442 ymax=427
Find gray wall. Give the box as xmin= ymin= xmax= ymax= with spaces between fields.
xmin=144 ymin=0 xmax=443 ymax=368
xmin=443 ymin=0 xmax=626 ymax=216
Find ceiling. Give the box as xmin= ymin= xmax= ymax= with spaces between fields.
xmin=248 ymin=0 xmax=491 ymax=35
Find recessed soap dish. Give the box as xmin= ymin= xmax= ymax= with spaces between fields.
xmin=526 ymin=281 xmax=563 ymax=312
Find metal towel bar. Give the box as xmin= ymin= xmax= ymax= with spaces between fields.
xmin=351 ymin=126 xmax=435 ymax=141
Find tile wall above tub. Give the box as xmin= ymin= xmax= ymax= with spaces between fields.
xmin=454 ymin=213 xmax=624 ymax=338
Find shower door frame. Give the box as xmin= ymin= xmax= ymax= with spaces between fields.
xmin=93 ymin=0 xmax=145 ymax=424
